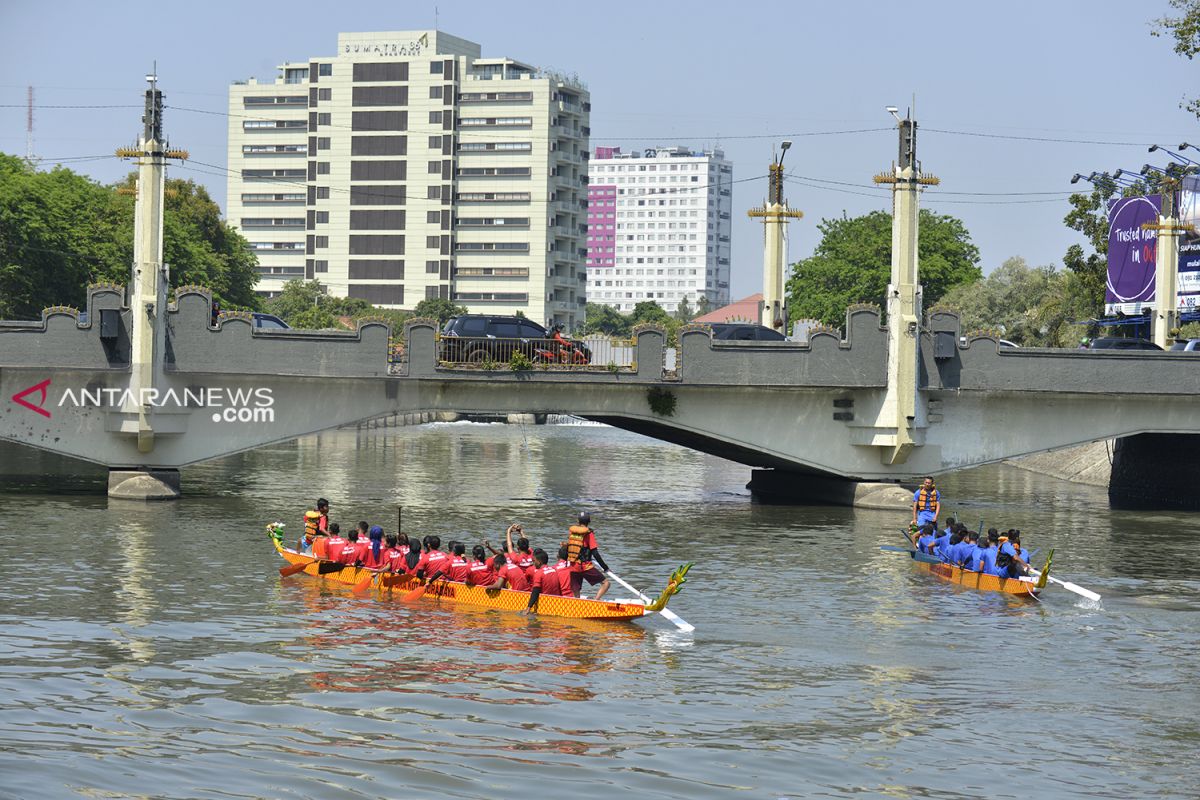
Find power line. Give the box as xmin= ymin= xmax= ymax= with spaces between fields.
xmin=923 ymin=127 xmax=1161 ymax=147
xmin=0 ymin=103 xmax=140 ymax=110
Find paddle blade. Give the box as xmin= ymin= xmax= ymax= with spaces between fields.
xmin=401 ymin=584 xmax=428 ymax=603
xmin=279 ymin=562 xmax=310 ymax=577
xmin=352 ymin=571 xmax=375 ymax=593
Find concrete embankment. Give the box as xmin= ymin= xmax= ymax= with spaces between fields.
xmin=1003 ymin=441 xmax=1112 ymax=488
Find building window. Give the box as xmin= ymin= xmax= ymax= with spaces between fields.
xmin=318 ymin=88 xmax=331 ymax=101
xmin=427 ymin=186 xmax=441 ymax=199
xmin=426 ymin=236 xmax=441 ymax=249
xmin=314 ymin=259 xmax=328 ymax=272
xmin=430 ymin=61 xmax=444 ymax=74
xmin=314 ymin=236 xmax=329 ymax=248
xmin=426 ymin=260 xmax=439 ymax=273
xmin=318 ymin=64 xmax=332 ymax=77
xmin=318 ymin=113 xmax=331 ymax=126
xmin=428 ymin=160 xmax=442 ymax=174
xmin=426 ymin=210 xmax=440 ymax=224
xmin=428 ymin=135 xmax=442 ymax=149
xmin=429 ymin=86 xmax=443 ymax=99
xmin=316 ymin=186 xmax=330 ymax=199
xmin=429 ymin=111 xmax=442 ymax=124
xmin=317 ymin=137 xmax=330 ymax=150
xmin=316 ymin=162 xmax=330 ymax=175
xmin=315 ymin=211 xmax=329 ymax=223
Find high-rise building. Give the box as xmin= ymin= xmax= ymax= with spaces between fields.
xmin=226 ymin=30 xmax=590 ymax=328
xmin=585 ymin=146 xmax=732 ymax=314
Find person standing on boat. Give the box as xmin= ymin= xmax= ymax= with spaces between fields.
xmin=911 ymin=478 xmax=941 ymax=528
xmin=316 ymin=498 xmax=331 ymax=534
xmin=566 ymin=512 xmax=612 ymax=600
xmin=299 ymin=510 xmax=322 ymax=554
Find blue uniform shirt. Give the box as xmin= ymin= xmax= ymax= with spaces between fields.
xmin=978 ymin=545 xmax=1001 ymax=576
xmin=916 ymin=534 xmax=936 ymax=554
xmin=932 ymin=533 xmax=953 ymax=560
xmin=964 ymin=543 xmax=984 ymax=570
xmin=950 ymin=541 xmax=973 ymax=567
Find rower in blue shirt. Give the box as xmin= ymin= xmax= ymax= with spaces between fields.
xmin=957 ymin=530 xmax=981 ymax=569
xmin=977 ymin=530 xmax=1002 ymax=576
xmin=915 ymin=523 xmax=937 ymax=554
xmin=942 ymin=516 xmax=957 ymax=538
xmin=948 ymin=530 xmax=973 ymax=567
xmin=931 ymin=526 xmax=954 ymax=561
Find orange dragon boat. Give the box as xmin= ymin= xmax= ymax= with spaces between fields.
xmin=913 ymin=556 xmax=1048 ymax=598
xmin=268 ymin=524 xmax=690 ymax=622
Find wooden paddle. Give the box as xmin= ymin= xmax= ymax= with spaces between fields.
xmin=603 ymin=570 xmax=694 ymax=632
xmin=879 ymin=544 xmax=941 ymax=565
xmin=279 ymin=561 xmax=311 ymax=577
xmin=352 ymin=567 xmax=380 ymax=593
xmin=402 ymin=579 xmax=432 ymax=603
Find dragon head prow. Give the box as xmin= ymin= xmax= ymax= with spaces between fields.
xmin=645 ymin=563 xmax=693 ymax=612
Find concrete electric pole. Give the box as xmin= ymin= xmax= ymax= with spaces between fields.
xmin=1144 ymin=170 xmax=1195 ymax=348
xmin=747 ymin=141 xmax=803 ymax=331
xmin=115 ymin=72 xmax=188 ymax=454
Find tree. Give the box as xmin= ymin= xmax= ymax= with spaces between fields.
xmin=695 ymin=294 xmax=711 ymax=317
xmin=939 ymin=257 xmax=1067 ymax=345
xmin=581 ymin=302 xmax=630 ymax=336
xmin=674 ymin=295 xmax=694 ymax=322
xmin=1154 ymin=1 xmax=1200 ymax=118
xmin=0 ymin=155 xmax=261 ymax=318
xmin=630 ymin=300 xmax=672 ymax=325
xmin=413 ymin=297 xmax=467 ymax=325
xmin=785 ymin=209 xmax=981 ymax=326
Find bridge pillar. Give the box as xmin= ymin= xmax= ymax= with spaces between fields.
xmin=1108 ymin=433 xmax=1200 ymax=510
xmin=108 ymin=469 xmax=181 ymax=501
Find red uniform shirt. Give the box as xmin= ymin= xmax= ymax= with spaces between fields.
xmin=555 ymin=559 xmax=578 ymax=596
xmin=467 ymin=559 xmax=498 ymax=586
xmin=384 ymin=546 xmax=406 ymax=572
xmin=445 ymin=555 xmax=471 ymax=582
xmin=318 ymin=513 xmax=329 ymax=534
xmin=415 ymin=549 xmax=449 ymax=577
xmin=531 ymin=564 xmax=564 ymax=596
xmin=499 ymin=562 xmax=529 ymax=591
xmin=353 ymin=541 xmax=371 ymax=565
xmin=323 ymin=535 xmax=347 ymax=561
xmin=360 ymin=543 xmax=387 ymax=569
xmin=333 ymin=542 xmax=360 ymax=565
xmin=514 ymin=551 xmax=536 ymax=578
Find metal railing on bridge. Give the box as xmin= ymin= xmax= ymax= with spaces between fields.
xmin=434 ymin=332 xmax=642 ymax=371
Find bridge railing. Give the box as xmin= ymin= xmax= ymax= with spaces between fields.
xmin=436 ymin=334 xmax=639 ymax=371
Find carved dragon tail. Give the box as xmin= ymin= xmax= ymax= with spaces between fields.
xmin=645 ymin=563 xmax=693 ymax=612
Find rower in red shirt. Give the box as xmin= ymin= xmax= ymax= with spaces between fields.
xmin=443 ymin=543 xmax=471 ymax=582
xmin=466 ymin=545 xmax=500 ymax=587
xmin=490 ymin=551 xmax=529 ymax=591
xmin=523 ymin=549 xmax=563 ymax=614
xmin=554 ymin=546 xmax=579 ymax=597
xmin=499 ymin=524 xmax=537 ymax=578
xmin=383 ymin=534 xmax=406 ymax=572
xmin=352 ymin=522 xmax=372 ymax=564
xmin=333 ymin=529 xmax=362 ymax=566
xmin=323 ymin=523 xmax=347 ymax=563
xmin=360 ymin=526 xmax=387 ymax=569
xmin=413 ymin=535 xmax=449 ymax=579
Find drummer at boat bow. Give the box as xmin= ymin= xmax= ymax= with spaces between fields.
xmin=911 ymin=478 xmax=941 ymax=528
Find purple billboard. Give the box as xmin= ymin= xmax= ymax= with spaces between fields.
xmin=1105 ymin=194 xmax=1159 ymax=315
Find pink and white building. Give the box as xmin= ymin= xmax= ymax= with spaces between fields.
xmin=586 ymin=145 xmax=732 ymax=314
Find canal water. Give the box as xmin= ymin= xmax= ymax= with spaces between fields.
xmin=0 ymin=422 xmax=1197 ymax=799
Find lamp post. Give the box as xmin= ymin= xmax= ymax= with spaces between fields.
xmin=748 ymin=141 xmax=803 ymax=330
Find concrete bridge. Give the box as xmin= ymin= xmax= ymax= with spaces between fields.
xmin=3 ymin=286 xmax=1199 ymax=505
xmin=3 ymin=102 xmax=1196 ymax=506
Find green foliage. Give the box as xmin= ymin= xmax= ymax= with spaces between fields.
xmin=267 ymin=279 xmax=410 ymax=330
xmin=646 ymin=386 xmax=677 ymax=417
xmin=939 ymin=257 xmax=1098 ymax=347
xmin=1154 ymin=0 xmax=1200 ymax=117
xmin=581 ymin=302 xmax=632 ymax=336
xmin=0 ymin=155 xmax=260 ymax=319
xmin=695 ymin=294 xmax=711 ymax=317
xmin=674 ymin=295 xmax=694 ymax=322
xmin=785 ymin=210 xmax=981 ymax=326
xmin=413 ymin=297 xmax=467 ymax=325
xmin=509 ymin=350 xmax=533 ymax=371
xmin=1178 ymin=321 xmax=1200 ymax=338
xmin=630 ymin=300 xmax=672 ymax=325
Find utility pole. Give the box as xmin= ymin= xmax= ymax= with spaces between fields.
xmin=115 ymin=71 xmax=188 ymax=454
xmin=25 ymin=86 xmax=34 ymax=164
xmin=869 ymin=109 xmax=939 ymax=465
xmin=747 ymin=141 xmax=803 ymax=331
xmin=1145 ymin=173 xmax=1195 ymax=347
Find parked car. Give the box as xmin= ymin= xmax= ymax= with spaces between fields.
xmin=1169 ymin=338 xmax=1200 ymax=351
xmin=1088 ymin=337 xmax=1162 ymax=351
xmin=440 ymin=314 xmax=591 ymax=364
xmin=706 ymin=323 xmax=786 ymax=341
xmin=251 ymin=313 xmax=290 ymax=330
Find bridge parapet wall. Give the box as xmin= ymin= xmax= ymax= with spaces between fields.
xmin=168 ymin=289 xmax=391 ymax=378
xmin=0 ymin=286 xmax=130 ymax=370
xmin=678 ymin=307 xmax=887 ymax=387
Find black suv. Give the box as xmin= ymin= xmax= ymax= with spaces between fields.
xmin=1088 ymin=337 xmax=1163 ymax=351
xmin=440 ymin=315 xmax=591 ymax=364
xmin=706 ymin=323 xmax=786 ymax=341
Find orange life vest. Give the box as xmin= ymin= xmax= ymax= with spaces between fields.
xmin=916 ymin=486 xmax=938 ymax=511
xmin=566 ymin=525 xmax=590 ymax=563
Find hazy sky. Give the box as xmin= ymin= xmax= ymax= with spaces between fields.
xmin=2 ymin=0 xmax=1197 ymax=299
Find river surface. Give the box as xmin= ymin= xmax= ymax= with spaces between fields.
xmin=1 ymin=422 xmax=1198 ymax=799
